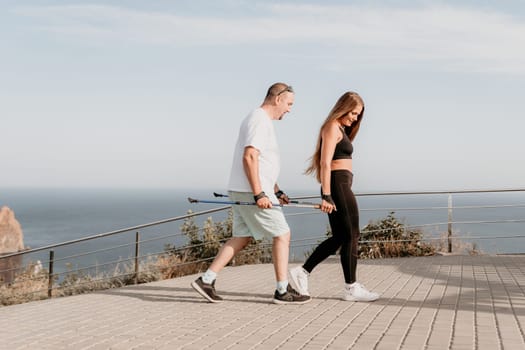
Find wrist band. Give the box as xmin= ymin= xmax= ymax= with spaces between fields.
xmin=275 ymin=190 xmax=285 ymax=199
xmin=254 ymin=191 xmax=267 ymax=202
xmin=321 ymin=194 xmax=334 ymax=203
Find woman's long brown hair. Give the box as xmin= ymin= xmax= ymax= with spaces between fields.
xmin=305 ymin=91 xmax=365 ymax=183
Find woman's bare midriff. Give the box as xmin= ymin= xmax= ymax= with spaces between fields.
xmin=331 ymin=159 xmax=352 ymax=172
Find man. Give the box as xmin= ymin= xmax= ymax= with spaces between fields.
xmin=191 ymin=82 xmax=311 ymax=304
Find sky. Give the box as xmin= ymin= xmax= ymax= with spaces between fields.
xmin=1 ymin=0 xmax=524 ymax=194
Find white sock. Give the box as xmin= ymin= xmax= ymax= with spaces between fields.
xmin=202 ymin=269 xmax=217 ymax=284
xmin=345 ymin=282 xmax=356 ymax=290
xmin=276 ymin=280 xmax=288 ymax=294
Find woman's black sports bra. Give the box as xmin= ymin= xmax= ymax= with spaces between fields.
xmin=332 ymin=128 xmax=353 ymax=160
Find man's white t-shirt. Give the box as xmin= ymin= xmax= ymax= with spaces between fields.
xmin=227 ymin=108 xmax=280 ymax=194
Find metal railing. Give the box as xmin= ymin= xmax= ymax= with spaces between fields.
xmin=290 ymin=188 xmax=525 ymax=255
xmin=1 ymin=188 xmax=524 ymax=305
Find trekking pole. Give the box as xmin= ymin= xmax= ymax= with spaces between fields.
xmin=188 ymin=197 xmax=321 ymax=209
xmin=212 ymin=192 xmax=319 ymax=207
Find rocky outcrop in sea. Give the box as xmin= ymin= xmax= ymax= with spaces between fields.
xmin=0 ymin=206 xmax=25 ymax=283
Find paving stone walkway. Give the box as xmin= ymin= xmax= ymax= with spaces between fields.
xmin=1 ymin=255 xmax=524 ymax=349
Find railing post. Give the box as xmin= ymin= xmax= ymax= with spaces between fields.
xmin=48 ymin=250 xmax=54 ymax=298
xmin=448 ymin=194 xmax=453 ymax=253
xmin=134 ymin=232 xmax=140 ymax=284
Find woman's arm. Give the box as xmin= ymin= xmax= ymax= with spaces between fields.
xmin=319 ymin=123 xmax=341 ymax=195
xmin=319 ymin=123 xmax=341 ymax=212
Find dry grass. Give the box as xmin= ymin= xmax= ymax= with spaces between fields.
xmin=0 ymin=262 xmax=49 ymax=305
xmin=0 ymin=254 xmax=197 ymax=306
xmin=433 ymin=231 xmax=483 ymax=255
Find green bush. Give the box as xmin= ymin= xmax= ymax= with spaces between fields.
xmin=163 ymin=209 xmax=273 ymax=274
xmin=359 ymin=212 xmax=435 ymax=258
xmin=306 ymin=212 xmax=435 ymax=260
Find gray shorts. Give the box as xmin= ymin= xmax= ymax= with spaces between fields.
xmin=229 ymin=191 xmax=290 ymax=240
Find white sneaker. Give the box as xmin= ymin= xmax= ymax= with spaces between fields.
xmin=342 ymin=282 xmax=379 ymax=302
xmin=289 ymin=266 xmax=310 ymax=296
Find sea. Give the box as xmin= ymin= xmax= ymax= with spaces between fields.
xmin=1 ymin=187 xmax=524 ymax=276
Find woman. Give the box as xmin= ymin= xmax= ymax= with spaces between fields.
xmin=290 ymin=91 xmax=379 ymax=301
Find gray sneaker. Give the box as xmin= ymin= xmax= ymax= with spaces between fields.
xmin=273 ymin=284 xmax=311 ymax=305
xmin=191 ymin=277 xmax=224 ymax=303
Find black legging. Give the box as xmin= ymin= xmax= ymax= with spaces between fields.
xmin=303 ymin=170 xmax=360 ymax=284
